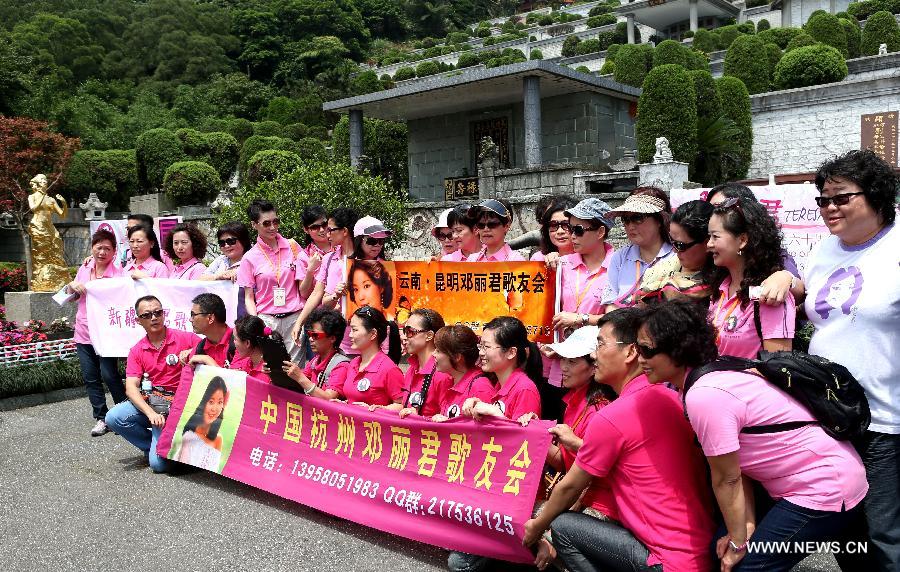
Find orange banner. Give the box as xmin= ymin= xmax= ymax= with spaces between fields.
xmin=344 ymin=261 xmax=555 ymax=342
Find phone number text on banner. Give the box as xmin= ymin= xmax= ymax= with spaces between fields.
xmin=157 ymin=366 xmax=553 ymax=562
xmin=344 ymin=260 xmax=556 ymax=342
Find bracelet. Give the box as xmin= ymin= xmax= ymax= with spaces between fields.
xmin=303 ymin=383 xmax=316 ymax=395
xmin=728 ymin=538 xmax=748 ymax=553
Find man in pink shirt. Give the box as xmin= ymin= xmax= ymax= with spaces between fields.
xmin=524 ymin=308 xmax=715 ymax=572
xmin=106 ymin=295 xmax=201 ymax=473
xmin=465 ymin=198 xmax=526 ymax=262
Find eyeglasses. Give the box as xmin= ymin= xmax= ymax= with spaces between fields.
xmin=189 ymin=311 xmax=211 ymax=319
xmin=548 ymin=221 xmax=572 ymax=233
xmin=475 ymin=220 xmax=504 ymax=230
xmin=621 ymin=214 xmax=647 ymax=225
xmin=635 ymin=343 xmax=665 ymax=359
xmin=571 ymin=224 xmax=600 ymax=237
xmin=306 ymin=221 xmax=328 ymax=232
xmin=218 ymin=237 xmax=239 ymax=247
xmin=364 ymin=237 xmax=386 ymax=246
xmin=259 ymin=218 xmax=280 ymax=228
xmin=307 ymin=330 xmax=329 ymax=340
xmin=477 ymin=342 xmax=501 ymax=351
xmin=137 ymin=309 xmax=165 ymax=320
xmin=436 ymin=232 xmax=454 ymax=241
xmin=671 ymin=239 xmax=702 ymax=252
xmin=596 ymin=339 xmax=629 ymax=350
xmin=327 ymin=226 xmax=342 ymax=234
xmin=403 ymin=326 xmax=427 ymax=338
xmin=814 ymin=192 xmax=865 ymax=208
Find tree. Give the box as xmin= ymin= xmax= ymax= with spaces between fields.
xmin=135 ymin=128 xmax=186 ymax=190
xmin=636 ymin=64 xmax=698 ymax=164
xmin=716 ymin=76 xmax=753 ymax=180
xmin=64 ymin=149 xmax=138 ymax=211
xmin=357 ymin=0 xmax=409 ymax=41
xmin=163 ymin=161 xmax=220 ymax=205
xmin=9 ymin=13 xmax=106 ymax=87
xmin=332 ymin=115 xmax=409 ymax=191
xmin=861 ymin=10 xmax=900 ymax=55
xmin=724 ymin=35 xmax=771 ymax=94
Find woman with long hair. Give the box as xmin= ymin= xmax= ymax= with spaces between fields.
xmin=164 ymin=222 xmax=208 ymax=280
xmin=339 ymin=306 xmax=405 ymax=407
xmin=532 ymin=195 xmax=576 ymax=263
xmin=124 ymin=224 xmax=169 ymax=278
xmin=175 ymin=376 xmax=228 ymax=471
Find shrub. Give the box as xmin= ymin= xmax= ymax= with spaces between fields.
xmin=758 ymin=27 xmax=805 ymax=48
xmin=253 ymin=121 xmax=282 ymax=136
xmin=562 ymin=35 xmax=582 ymax=57
xmin=477 ymin=49 xmax=501 ymax=64
xmin=239 ymin=135 xmax=301 ymax=176
xmin=614 ymin=43 xmax=652 ymax=87
xmin=306 ymin=126 xmax=329 ymax=140
xmin=350 ymin=70 xmax=382 ymax=95
xmin=447 ymin=31 xmax=470 ymax=45
xmin=724 ymin=34 xmax=771 ymax=94
xmin=841 ymin=18 xmax=862 ymax=57
xmin=588 ymin=5 xmax=613 ymax=17
xmin=421 ymin=37 xmax=437 ymax=49
xmin=758 ymin=19 xmax=771 ymax=32
xmin=849 ymin=0 xmax=899 ymax=20
xmin=538 ymin=14 xmax=554 ymax=26
xmin=861 ymin=10 xmax=900 ymax=55
xmin=600 ymin=59 xmax=616 ymax=74
xmin=475 ymin=26 xmax=492 ymax=38
xmin=246 ymin=150 xmax=303 ymax=188
xmin=282 ymin=123 xmax=308 ymax=141
xmin=457 ymin=51 xmax=480 ymax=67
xmin=774 ymin=43 xmax=849 ymax=89
xmin=716 ymin=76 xmax=753 ymax=179
xmin=0 ymin=359 xmax=82 ymax=399
xmin=225 ymin=118 xmax=254 ymax=144
xmin=258 ymin=96 xmax=305 ymax=126
xmin=175 ymin=130 xmax=239 ymax=183
xmin=653 ymin=39 xmax=696 ymax=69
xmin=717 ymin=25 xmax=744 ymax=49
xmin=682 ymin=30 xmax=695 ymax=39
xmin=692 ymin=28 xmax=720 ymax=53
xmin=296 ymin=137 xmax=327 ymax=161
xmin=636 ymin=64 xmax=698 ymax=163
xmin=606 ymin=43 xmax=622 ymax=59
xmin=0 ymin=263 xmax=27 ymax=294
xmin=64 ymin=149 xmax=138 ymax=211
xmin=393 ymin=66 xmax=416 ymax=81
xmin=530 ymin=48 xmax=543 ymax=60
xmin=587 ymin=15 xmax=617 ymax=29
xmin=689 ymin=70 xmax=722 ymax=123
xmin=836 ymin=12 xmax=861 ymax=26
xmin=416 ymin=60 xmax=441 ymax=77
xmin=575 ymin=38 xmax=602 ymax=55
xmin=163 ymin=161 xmax=220 ymax=205
xmin=218 ymin=161 xmax=406 ymax=246
xmin=135 ymin=128 xmax=186 ymax=190
xmin=785 ymin=33 xmax=818 ymax=52
xmin=738 ymin=22 xmax=756 ymax=34
xmin=766 ymin=43 xmax=784 ymax=81
xmin=423 ymin=46 xmax=442 ymax=58
xmin=805 ymin=11 xmax=849 ymax=56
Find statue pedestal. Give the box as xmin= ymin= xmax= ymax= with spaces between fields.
xmin=4 ymin=291 xmax=77 ymax=327
xmin=638 ymin=161 xmax=690 ymax=193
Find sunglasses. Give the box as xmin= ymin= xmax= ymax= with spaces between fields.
xmin=327 ymin=226 xmax=342 ymax=233
xmin=814 ymin=192 xmax=865 ymax=208
xmin=621 ymin=214 xmax=647 ymax=225
xmin=548 ymin=221 xmax=572 ymax=233
xmin=137 ymin=309 xmax=164 ymax=320
xmin=671 ymin=239 xmax=702 ymax=252
xmin=436 ymin=232 xmax=454 ymax=241
xmin=571 ymin=224 xmax=600 ymax=237
xmin=306 ymin=221 xmax=328 ymax=232
xmin=307 ymin=330 xmax=329 ymax=340
xmin=364 ymin=237 xmax=386 ymax=246
xmin=475 ymin=220 xmax=504 ymax=230
xmin=403 ymin=326 xmax=427 ymax=338
xmin=218 ymin=237 xmax=239 ymax=247
xmin=635 ymin=343 xmax=665 ymax=359
xmin=259 ymin=218 xmax=280 ymax=228
xmin=714 ymin=197 xmax=744 ymax=212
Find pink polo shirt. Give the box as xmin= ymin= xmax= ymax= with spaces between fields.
xmin=560 ymin=384 xmax=617 ymax=520
xmin=170 ymin=257 xmax=207 ymax=280
xmin=402 ymin=353 xmax=453 ymax=417
xmin=237 ymin=235 xmax=308 ymax=315
xmin=186 ymin=327 xmax=234 ymax=367
xmin=316 ymin=246 xmax=353 ymax=353
xmin=709 ymin=277 xmax=796 ymax=358
xmin=123 ymin=257 xmax=170 ymax=278
xmin=441 ymin=250 xmax=466 ymax=262
xmin=486 ymin=369 xmax=541 ymax=419
xmin=341 ymin=351 xmax=405 ymax=405
xmin=234 ymin=356 xmax=271 ymax=384
xmin=686 ymin=370 xmax=868 ymax=511
xmin=302 ymin=351 xmax=352 ymax=392
xmin=73 ymin=260 xmax=124 ymax=344
xmin=126 ymin=328 xmax=201 ymax=392
xmin=576 ymin=375 xmax=715 ymax=572
xmin=439 ymin=369 xmax=496 ymax=418
xmin=466 ymin=243 xmax=526 ymax=262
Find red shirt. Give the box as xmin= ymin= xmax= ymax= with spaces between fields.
xmin=126 ymin=328 xmax=201 ymax=392
xmin=402 ymin=353 xmax=453 ymax=417
xmin=302 ymin=352 xmax=352 ymax=392
xmin=187 ymin=327 xmax=234 ymax=367
xmin=486 ymin=369 xmax=541 ymax=420
xmin=341 ymin=352 xmax=405 ymax=406
xmin=439 ymin=369 xmax=496 ymax=418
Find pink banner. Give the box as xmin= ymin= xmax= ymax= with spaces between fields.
xmin=158 ymin=367 xmax=553 ymax=562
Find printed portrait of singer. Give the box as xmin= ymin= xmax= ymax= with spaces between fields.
xmin=174 ymin=376 xmax=228 ymax=471
xmin=349 ymin=259 xmax=394 ymax=318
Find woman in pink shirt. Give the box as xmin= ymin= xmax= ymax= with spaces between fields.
xmin=124 ymin=225 xmax=169 ymax=278
xmin=530 ymin=196 xmax=575 ymax=263
xmin=282 ymin=308 xmax=351 ymax=398
xmin=442 ymin=205 xmax=481 ymax=261
xmin=229 ymin=315 xmax=273 ymax=383
xmin=396 ymin=309 xmax=453 ymax=418
xmin=68 ymin=229 xmax=127 ymax=436
xmin=431 ymin=208 xmax=458 ymax=259
xmin=707 ymin=197 xmax=795 ymax=358
xmin=637 ymin=300 xmax=867 ymax=572
xmin=466 ymin=198 xmax=526 ymax=262
xmin=462 ymin=316 xmax=542 ymax=420
xmin=164 ymin=223 xmax=208 ymax=280
xmin=340 ymin=306 xmax=405 ymax=407
xmin=430 ymin=324 xmax=495 ymax=421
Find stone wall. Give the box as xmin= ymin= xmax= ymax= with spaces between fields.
xmin=749 ymin=76 xmax=900 ymax=178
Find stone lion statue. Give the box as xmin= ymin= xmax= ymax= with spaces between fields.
xmin=653 ymin=137 xmax=674 ymax=163
xmin=478 ymin=136 xmax=498 ymax=163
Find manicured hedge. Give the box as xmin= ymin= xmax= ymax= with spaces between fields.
xmin=692 ymin=28 xmax=720 ymax=53
xmin=65 ymin=149 xmax=138 ymax=211
xmin=253 ymin=120 xmax=282 ymax=137
xmin=530 ymin=49 xmax=543 ymax=60
xmin=689 ymin=69 xmax=722 ymax=123
xmin=575 ymin=38 xmax=602 ymax=55
xmin=600 ymin=59 xmax=615 ymax=74
xmin=841 ymin=18 xmax=862 ymax=57
xmin=724 ymin=35 xmax=771 ymax=94
xmin=238 ymin=135 xmax=301 ymax=176
xmin=785 ymin=33 xmax=818 ymax=52
xmin=457 ymin=51 xmax=480 ymax=67
xmin=135 ymin=128 xmax=187 ymax=190
xmin=805 ymin=11 xmax=849 ymax=57
xmin=562 ymin=35 xmax=582 ymax=57
xmin=415 ymin=60 xmax=441 ymax=77
xmin=0 ymin=359 xmax=82 ymax=399
xmin=758 ymin=19 xmax=771 ymax=32
xmin=614 ymin=43 xmax=653 ymax=87
xmin=758 ymin=27 xmax=806 ymax=49
xmin=774 ymin=43 xmax=849 ymax=89
xmin=246 ymin=150 xmax=302 ymax=187
xmin=586 ymin=15 xmax=617 ymax=29
xmin=636 ymin=64 xmax=698 ymax=164
xmin=860 ymin=10 xmax=900 ymax=54
xmin=653 ymin=40 xmax=695 ymax=68
xmin=716 ymin=76 xmax=753 ymax=179
xmin=766 ymin=43 xmax=784 ymax=81
xmin=163 ymin=161 xmax=220 ymax=204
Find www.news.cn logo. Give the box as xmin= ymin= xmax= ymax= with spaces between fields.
xmin=747 ymin=541 xmax=869 ymax=555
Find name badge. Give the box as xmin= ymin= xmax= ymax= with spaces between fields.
xmin=724 ymin=315 xmax=738 ymax=332
xmin=273 ymin=287 xmax=287 ymax=307
xmin=409 ymin=392 xmax=423 ymax=407
xmin=165 ymin=354 xmax=178 ymax=366
xmin=357 ymin=378 xmax=371 ymax=392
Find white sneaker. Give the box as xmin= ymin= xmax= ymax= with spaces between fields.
xmin=90 ymin=419 xmax=110 ymax=437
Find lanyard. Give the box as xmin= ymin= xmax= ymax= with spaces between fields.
xmin=713 ymin=294 xmax=742 ymax=341
xmin=573 ymin=265 xmax=606 ymax=312
xmin=259 ymin=241 xmax=283 ymax=283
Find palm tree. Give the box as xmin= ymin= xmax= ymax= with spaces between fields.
xmin=691 ymin=114 xmax=744 ymax=187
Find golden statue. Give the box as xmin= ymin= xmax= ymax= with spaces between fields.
xmin=27 ymin=174 xmax=71 ymax=292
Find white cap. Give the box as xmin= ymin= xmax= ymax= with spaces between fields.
xmin=546 ymin=325 xmax=599 ymax=358
xmin=432 ymin=208 xmax=453 ymax=236
xmin=353 ymin=215 xmax=391 ymax=238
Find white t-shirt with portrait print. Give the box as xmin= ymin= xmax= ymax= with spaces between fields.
xmin=802 ymin=222 xmax=900 ymax=434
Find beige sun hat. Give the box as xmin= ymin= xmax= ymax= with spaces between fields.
xmin=605 ymin=194 xmax=668 ymax=219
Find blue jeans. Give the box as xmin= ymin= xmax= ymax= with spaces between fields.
xmin=76 ymin=343 xmax=125 ymax=420
xmin=857 ymin=431 xmax=900 ymax=571
xmin=551 ymin=511 xmax=662 ymax=572
xmin=105 ymin=401 xmax=170 ymax=473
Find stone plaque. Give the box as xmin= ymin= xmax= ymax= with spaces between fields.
xmin=861 ymin=111 xmax=898 ymax=166
xmin=473 ymin=117 xmax=510 ymax=168
xmin=444 ymin=177 xmax=479 ymax=201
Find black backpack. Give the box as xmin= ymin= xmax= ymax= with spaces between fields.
xmin=195 ymin=336 xmax=237 ymax=368
xmin=683 ymin=351 xmax=870 ymax=441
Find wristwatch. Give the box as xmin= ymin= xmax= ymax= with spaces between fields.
xmin=581 ymin=313 xmax=590 ymax=327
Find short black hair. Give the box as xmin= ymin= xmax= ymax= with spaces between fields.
xmin=671 ymin=200 xmax=714 ymax=243
xmin=192 ymin=293 xmax=226 ymax=323
xmin=329 ymin=207 xmax=359 ymax=236
xmin=815 ymin=149 xmax=898 ymax=226
xmin=353 ymin=305 xmax=389 ymax=344
xmin=305 ymin=307 xmax=346 ymax=345
xmin=216 ymin=221 xmax=251 ymax=253
xmin=447 ymin=204 xmax=477 ymax=230
xmin=247 ymin=198 xmax=276 ymax=223
xmin=91 ymin=229 xmax=117 ymax=248
xmin=302 ymin=205 xmax=328 ymax=227
xmin=134 ymin=295 xmax=160 ymax=313
xmin=706 ymin=183 xmax=756 ymax=204
xmin=596 ymin=307 xmax=643 ymax=345
xmin=127 ymin=213 xmax=154 ymax=228
xmin=408 ymin=308 xmax=445 ymax=333
xmin=638 ymin=299 xmax=718 ymax=368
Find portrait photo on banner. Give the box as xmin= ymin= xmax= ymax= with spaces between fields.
xmin=168 ymin=365 xmax=247 ymax=473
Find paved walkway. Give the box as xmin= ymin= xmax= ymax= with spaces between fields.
xmin=0 ymin=396 xmax=840 ymax=571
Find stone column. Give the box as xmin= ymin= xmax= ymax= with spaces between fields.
xmin=523 ymin=76 xmax=542 ymax=168
xmin=781 ymin=0 xmax=792 ymax=28
xmin=349 ymin=109 xmax=363 ymax=169
xmin=626 ymin=14 xmax=636 ymax=44
xmin=689 ymin=0 xmax=699 ymax=32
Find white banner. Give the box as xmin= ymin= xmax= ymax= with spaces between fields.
xmin=85 ymin=278 xmax=239 ymax=357
xmin=670 ymin=183 xmax=829 ymax=273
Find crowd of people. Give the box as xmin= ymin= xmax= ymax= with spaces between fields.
xmin=65 ymin=149 xmax=898 ymax=572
